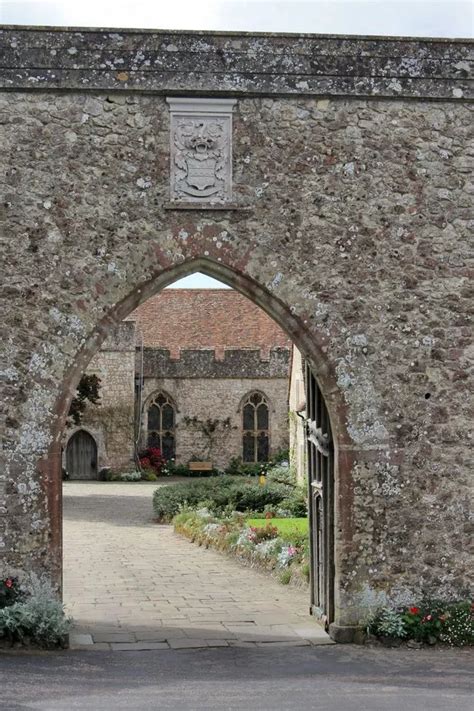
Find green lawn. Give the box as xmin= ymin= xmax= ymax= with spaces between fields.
xmin=246 ymin=518 xmax=308 ymax=535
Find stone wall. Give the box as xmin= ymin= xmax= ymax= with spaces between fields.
xmin=63 ymin=323 xmax=136 ymax=471
xmin=141 ymin=374 xmax=289 ymax=469
xmin=142 ymin=347 xmax=290 ymax=378
xmin=1 ymin=27 xmax=472 ymax=634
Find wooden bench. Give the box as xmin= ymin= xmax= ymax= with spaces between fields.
xmin=188 ymin=461 xmax=213 ymax=472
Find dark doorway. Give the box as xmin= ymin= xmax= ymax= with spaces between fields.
xmin=66 ymin=430 xmax=98 ymax=480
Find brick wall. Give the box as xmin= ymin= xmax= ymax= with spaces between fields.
xmin=128 ymin=289 xmax=293 ymax=359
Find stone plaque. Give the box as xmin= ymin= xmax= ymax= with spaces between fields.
xmin=166 ymin=98 xmax=236 ymax=204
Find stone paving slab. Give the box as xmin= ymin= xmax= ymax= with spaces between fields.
xmin=63 ymin=481 xmax=332 ymax=651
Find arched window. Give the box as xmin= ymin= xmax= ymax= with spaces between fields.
xmin=242 ymin=392 xmax=269 ymax=463
xmin=146 ymin=392 xmax=175 ymax=460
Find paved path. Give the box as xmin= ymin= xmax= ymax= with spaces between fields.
xmin=63 ymin=481 xmax=330 ymax=650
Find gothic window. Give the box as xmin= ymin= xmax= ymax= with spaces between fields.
xmin=242 ymin=392 xmax=269 ymax=463
xmin=146 ymin=393 xmax=175 ymax=460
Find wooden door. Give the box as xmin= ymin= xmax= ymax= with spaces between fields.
xmin=66 ymin=430 xmax=98 ymax=480
xmin=305 ymin=361 xmax=334 ymax=628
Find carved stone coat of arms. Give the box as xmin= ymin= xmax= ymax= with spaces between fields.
xmin=167 ymin=98 xmax=236 ymax=203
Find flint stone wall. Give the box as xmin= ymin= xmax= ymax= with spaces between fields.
xmin=63 ymin=322 xmax=137 ymax=472
xmin=141 ymin=375 xmax=289 ymax=470
xmin=141 ymin=347 xmax=290 ymax=378
xmin=0 ymin=27 xmax=472 ymax=630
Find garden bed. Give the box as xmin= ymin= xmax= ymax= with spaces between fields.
xmin=366 ymin=602 xmax=473 ymax=648
xmin=173 ymin=509 xmax=310 ymax=588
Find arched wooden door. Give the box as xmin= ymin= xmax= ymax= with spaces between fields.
xmin=66 ymin=430 xmax=98 ymax=480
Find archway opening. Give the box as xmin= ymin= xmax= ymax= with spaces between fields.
xmin=52 ymin=257 xmax=344 ymax=647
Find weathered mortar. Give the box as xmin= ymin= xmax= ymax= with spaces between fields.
xmin=0 ymin=26 xmax=472 ymax=630
xmin=141 ymin=347 xmax=290 ymax=378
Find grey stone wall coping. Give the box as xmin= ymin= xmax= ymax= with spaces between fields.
xmin=1 ymin=25 xmax=472 ymax=99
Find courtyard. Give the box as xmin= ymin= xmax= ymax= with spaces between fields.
xmin=63 ymin=481 xmax=330 ymax=650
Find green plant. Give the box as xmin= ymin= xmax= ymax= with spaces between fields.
xmin=0 ymin=575 xmax=71 ymax=648
xmin=367 ymin=607 xmax=406 ymax=638
xmin=68 ymin=374 xmax=101 ymax=425
xmin=439 ymin=601 xmax=474 ymax=647
xmin=0 ymin=577 xmax=24 ymax=609
xmin=119 ymin=471 xmax=141 ymax=481
xmin=248 ymin=524 xmax=279 ymax=543
xmin=279 ymin=569 xmax=292 ymax=585
xmin=140 ymin=469 xmax=158 ymax=481
xmin=152 ymin=476 xmax=290 ymax=521
xmin=279 ymin=489 xmax=308 ymax=517
xmin=266 ymin=463 xmax=296 ymax=487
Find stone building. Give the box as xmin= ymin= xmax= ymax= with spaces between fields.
xmin=63 ymin=289 xmax=292 ymax=476
xmin=2 ymin=26 xmax=472 ymax=640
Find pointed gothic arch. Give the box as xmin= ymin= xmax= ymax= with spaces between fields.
xmin=38 ymin=254 xmax=354 ymax=638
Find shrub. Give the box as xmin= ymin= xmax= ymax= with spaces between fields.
xmin=266 ymin=463 xmax=296 ymax=488
xmin=153 ymin=477 xmax=238 ymax=521
xmin=0 ymin=575 xmax=71 ymax=648
xmin=140 ymin=469 xmax=158 ymax=482
xmin=153 ymin=476 xmax=290 ymax=522
xmin=225 ymin=457 xmax=262 ymax=477
xmin=439 ymin=601 xmax=474 ymax=647
xmin=119 ymin=471 xmax=141 ymax=482
xmin=279 ymin=490 xmax=307 ymax=517
xmin=139 ymin=447 xmax=166 ymax=475
xmin=368 ymin=607 xmax=406 ymax=639
xmin=247 ymin=524 xmax=279 ymax=544
xmin=0 ymin=577 xmax=24 ymax=609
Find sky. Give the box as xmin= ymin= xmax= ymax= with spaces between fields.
xmin=2 ymin=0 xmax=471 ymax=288
xmin=1 ymin=0 xmax=472 ymax=37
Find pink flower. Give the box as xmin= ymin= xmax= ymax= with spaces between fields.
xmin=5 ymin=578 xmax=13 ymax=589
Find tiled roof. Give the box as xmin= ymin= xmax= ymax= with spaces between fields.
xmin=126 ymin=289 xmax=292 ymax=360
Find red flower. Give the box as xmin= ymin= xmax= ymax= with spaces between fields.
xmin=5 ymin=578 xmax=13 ymax=588
xmin=409 ymin=606 xmax=420 ymax=614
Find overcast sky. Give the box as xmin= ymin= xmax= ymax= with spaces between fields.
xmin=1 ymin=0 xmax=472 ymax=38
xmin=2 ymin=0 xmax=471 ymax=288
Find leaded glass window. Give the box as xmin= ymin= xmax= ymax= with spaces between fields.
xmin=146 ymin=392 xmax=175 ymax=459
xmin=242 ymin=392 xmax=269 ymax=463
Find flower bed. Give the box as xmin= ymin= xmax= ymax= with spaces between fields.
xmin=173 ymin=508 xmax=310 ymax=587
xmin=367 ymin=601 xmax=473 ymax=647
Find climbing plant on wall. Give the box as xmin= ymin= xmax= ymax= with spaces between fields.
xmin=182 ymin=416 xmax=236 ymax=461
xmin=68 ymin=374 xmax=101 ymax=425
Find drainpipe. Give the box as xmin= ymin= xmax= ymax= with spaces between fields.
xmin=134 ymin=329 xmax=144 ymax=470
